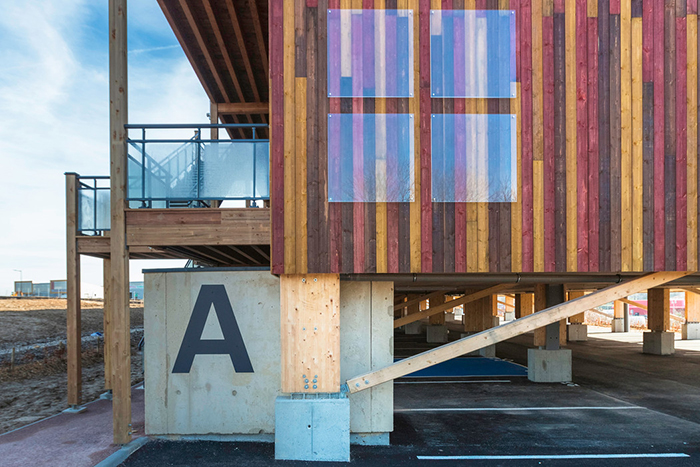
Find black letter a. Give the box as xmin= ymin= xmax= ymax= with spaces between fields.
xmin=172 ymin=284 xmax=254 ymax=373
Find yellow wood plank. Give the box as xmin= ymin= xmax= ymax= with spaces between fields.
xmin=631 ymin=17 xmax=643 ymax=271
xmin=476 ymin=99 xmax=488 ymax=272
xmin=688 ymin=16 xmax=699 ymax=271
xmin=295 ymin=78 xmax=307 ymax=274
xmin=587 ymin=0 xmax=598 ymax=17
xmin=512 ymin=84 xmax=523 ymax=272
xmin=543 ymin=0 xmax=554 ymax=17
xmin=410 ymin=0 xmax=421 ymax=272
xmin=375 ymin=0 xmax=387 ymax=273
xmin=281 ymin=274 xmax=341 ymax=393
xmin=565 ymin=0 xmax=577 ymax=272
xmin=620 ymin=0 xmax=632 ymax=271
xmin=283 ymin=0 xmax=296 ymax=274
xmin=532 ymin=2 xmax=543 ymax=272
xmin=686 ymin=291 xmax=700 ymax=322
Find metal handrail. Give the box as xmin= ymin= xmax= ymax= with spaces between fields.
xmin=126 ymin=123 xmax=269 ymax=207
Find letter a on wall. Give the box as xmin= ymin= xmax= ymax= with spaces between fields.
xmin=172 ymin=284 xmax=254 ymax=373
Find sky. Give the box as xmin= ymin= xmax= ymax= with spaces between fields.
xmin=0 ymin=0 xmax=211 ymax=295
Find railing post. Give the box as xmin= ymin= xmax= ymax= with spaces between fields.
xmin=141 ymin=128 xmax=147 ymax=208
xmin=196 ymin=127 xmax=202 ymax=200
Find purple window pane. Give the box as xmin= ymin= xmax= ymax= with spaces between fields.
xmin=431 ymin=10 xmax=516 ymax=98
xmin=327 ymin=9 xmax=414 ymax=98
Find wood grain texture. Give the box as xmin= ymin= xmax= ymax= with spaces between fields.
xmin=688 ymin=15 xmax=698 ymax=270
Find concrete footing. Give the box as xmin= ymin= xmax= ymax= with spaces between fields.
xmin=275 ymin=394 xmax=350 ymax=462
xmin=62 ymin=405 xmax=87 ymax=414
xmin=426 ymin=325 xmax=448 ymax=343
xmin=567 ymin=324 xmax=588 ymax=342
xmin=612 ymin=318 xmax=625 ymax=332
xmin=404 ymin=321 xmax=422 ymax=335
xmin=682 ymin=322 xmax=700 ymax=340
xmin=642 ymin=331 xmax=675 ymax=355
xmin=527 ymin=349 xmax=572 ymax=383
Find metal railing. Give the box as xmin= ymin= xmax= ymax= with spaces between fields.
xmin=77 ymin=176 xmax=110 ymax=234
xmin=126 ymin=123 xmax=269 ymax=208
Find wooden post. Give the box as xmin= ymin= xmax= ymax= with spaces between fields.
xmin=428 ymin=294 xmax=445 ymax=325
xmin=534 ymin=284 xmax=566 ymax=347
xmin=686 ymin=291 xmax=700 ymax=322
xmin=515 ymin=293 xmax=534 ymax=319
xmin=406 ymin=294 xmax=420 ymax=317
xmin=209 ymin=102 xmax=221 ymax=209
xmin=613 ymin=300 xmax=625 ymax=319
xmin=647 ymin=288 xmax=670 ymax=332
xmin=103 ymin=258 xmax=112 ymax=391
xmin=280 ymin=274 xmax=340 ymax=393
xmin=66 ymin=173 xmax=81 ymax=407
xmin=568 ymin=291 xmax=586 ymax=323
xmin=109 ymin=0 xmax=131 ymax=445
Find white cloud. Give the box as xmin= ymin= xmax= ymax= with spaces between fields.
xmin=0 ymin=0 xmax=207 ymax=295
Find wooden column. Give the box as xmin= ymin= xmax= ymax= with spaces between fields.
xmin=406 ymin=294 xmax=420 ymax=317
xmin=647 ymin=288 xmax=670 ymax=332
xmin=613 ymin=300 xmax=625 ymax=319
xmin=65 ymin=173 xmax=82 ymax=407
xmin=109 ymin=0 xmax=131 ymax=445
xmin=103 ymin=258 xmax=112 ymax=391
xmin=209 ymin=102 xmax=221 ymax=209
xmin=428 ymin=294 xmax=446 ymax=325
xmin=568 ymin=291 xmax=586 ymax=324
xmin=280 ymin=274 xmax=340 ymax=393
xmin=515 ymin=293 xmax=534 ymax=319
xmin=686 ymin=292 xmax=700 ymax=323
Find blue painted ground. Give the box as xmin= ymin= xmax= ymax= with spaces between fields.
xmin=396 ymin=356 xmax=528 ymax=378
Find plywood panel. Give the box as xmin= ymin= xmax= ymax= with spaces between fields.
xmin=281 ymin=274 xmax=340 ymax=393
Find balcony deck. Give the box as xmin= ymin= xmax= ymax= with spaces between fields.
xmin=76 ymin=208 xmax=270 ymax=267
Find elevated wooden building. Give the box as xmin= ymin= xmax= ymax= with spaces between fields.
xmin=65 ymin=0 xmax=700 ymax=460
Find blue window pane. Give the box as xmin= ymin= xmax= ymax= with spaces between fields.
xmin=431 ymin=114 xmax=517 ymax=203
xmin=328 ymin=114 xmax=415 ymax=202
xmin=328 ymin=9 xmax=414 ymax=98
xmin=431 ymin=10 xmax=516 ymax=98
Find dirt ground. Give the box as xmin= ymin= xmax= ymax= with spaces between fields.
xmin=0 ymin=299 xmax=144 ymax=434
xmin=0 ymin=299 xmax=144 ymax=349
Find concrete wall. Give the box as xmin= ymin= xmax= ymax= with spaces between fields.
xmin=144 ymin=271 xmax=393 ymax=438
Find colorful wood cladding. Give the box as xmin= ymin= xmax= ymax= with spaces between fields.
xmin=270 ymin=0 xmax=700 ymax=275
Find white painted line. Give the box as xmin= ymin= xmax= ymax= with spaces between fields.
xmin=396 ymin=406 xmax=643 ymax=413
xmin=417 ymin=453 xmax=690 ymax=460
xmin=395 ymin=380 xmax=511 ymax=384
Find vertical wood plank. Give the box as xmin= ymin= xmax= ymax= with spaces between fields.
xmin=532 ymin=0 xmax=545 ymax=272
xmin=620 ymin=0 xmax=632 ymax=271
xmin=103 ymin=258 xmax=112 ymax=391
xmin=576 ymin=0 xmax=589 ymax=271
xmin=522 ymin=0 xmax=535 ymax=272
xmin=420 ymin=0 xmax=433 ymax=272
xmin=296 ymin=77 xmax=308 ymax=273
xmin=271 ymin=0 xmax=286 ymax=275
xmin=688 ymin=15 xmax=698 ymax=270
xmin=647 ymin=287 xmax=670 ymax=331
xmin=284 ymin=0 xmax=297 ymax=274
xmin=410 ymin=0 xmax=422 ymax=273
xmin=587 ymin=14 xmax=600 ymax=271
xmin=598 ymin=0 xmax=611 ymax=271
xmin=665 ymin=0 xmax=677 ymax=271
xmin=543 ymin=14 xmax=556 ymax=271
xmin=307 ymin=7 xmax=319 ymax=273
xmin=654 ymin=0 xmax=666 ymax=270
xmin=554 ymin=11 xmax=567 ymax=271
xmin=632 ymin=17 xmax=644 ymax=271
xmin=566 ymin=0 xmax=578 ymax=271
xmin=643 ymin=82 xmax=656 ymax=271
xmin=609 ymin=12 xmax=622 ymax=272
xmin=676 ymin=14 xmax=688 ymax=270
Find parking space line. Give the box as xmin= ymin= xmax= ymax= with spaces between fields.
xmin=417 ymin=453 xmax=690 ymax=460
xmin=395 ymin=380 xmax=512 ymax=384
xmin=396 ymin=406 xmax=643 ymax=413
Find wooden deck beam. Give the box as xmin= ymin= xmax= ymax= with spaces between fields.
xmin=348 ymin=272 xmax=690 ymax=393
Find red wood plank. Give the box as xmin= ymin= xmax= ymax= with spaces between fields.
xmin=676 ymin=17 xmax=688 ymax=270
xmin=587 ymin=17 xmax=600 ymax=272
xmin=270 ymin=0 xmax=285 ymax=275
xmin=690 ymin=0 xmax=698 ymax=15
xmin=420 ymin=0 xmax=432 ymax=273
xmin=610 ymin=0 xmax=621 ymax=15
xmin=543 ymin=15 xmax=556 ymax=272
xmin=653 ymin=0 xmax=665 ymax=270
xmin=576 ymin=0 xmax=589 ymax=271
xmin=554 ymin=0 xmax=564 ymax=13
xmin=521 ymin=0 xmax=534 ymax=272
xmin=663 ymin=0 xmax=676 ymax=271
xmin=329 ymin=97 xmax=341 ymax=273
xmin=317 ymin=0 xmax=330 ymax=273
